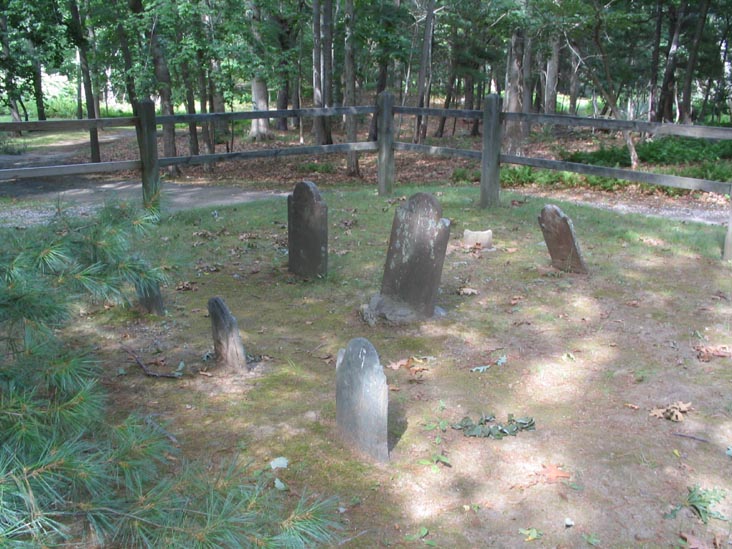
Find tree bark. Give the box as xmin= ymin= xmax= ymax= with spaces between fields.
xmin=312 ymin=0 xmax=326 ymax=144
xmin=648 ymin=0 xmax=663 ymax=122
xmin=68 ymin=0 xmax=100 ymax=162
xmin=321 ymin=0 xmax=334 ymax=144
xmin=657 ymin=1 xmax=687 ymax=122
xmin=544 ymin=35 xmax=559 ymax=114
xmin=368 ymin=60 xmax=388 ymax=141
xmin=344 ymin=0 xmax=359 ymax=176
xmin=413 ymin=0 xmax=435 ymax=144
xmin=680 ymin=0 xmax=710 ymax=123
xmin=249 ymin=76 xmax=272 ymax=140
xmin=504 ymin=29 xmax=524 ymax=154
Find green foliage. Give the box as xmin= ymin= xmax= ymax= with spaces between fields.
xmin=297 ymin=161 xmax=336 ymax=174
xmin=685 ymin=485 xmax=727 ymax=524
xmin=0 ymin=203 xmax=342 ymax=546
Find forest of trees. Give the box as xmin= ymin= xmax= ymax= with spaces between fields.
xmin=2 ymin=0 xmax=732 ymax=148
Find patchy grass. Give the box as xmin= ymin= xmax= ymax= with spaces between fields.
xmin=71 ymin=184 xmax=732 ymax=547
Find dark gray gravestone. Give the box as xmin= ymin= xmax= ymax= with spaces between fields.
xmin=362 ymin=193 xmax=450 ymax=325
xmin=336 ymin=338 xmax=389 ymax=462
xmin=208 ymin=297 xmax=248 ymax=371
xmin=538 ymin=204 xmax=589 ymax=274
xmin=288 ymin=181 xmax=328 ymax=278
xmin=137 ymin=281 xmax=165 ymax=315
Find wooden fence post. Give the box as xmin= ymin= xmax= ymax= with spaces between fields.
xmin=137 ymin=100 xmax=161 ymax=211
xmin=724 ymin=193 xmax=732 ymax=260
xmin=377 ymin=91 xmax=395 ymax=196
xmin=480 ymin=94 xmax=501 ymax=208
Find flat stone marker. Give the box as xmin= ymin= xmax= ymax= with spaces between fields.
xmin=208 ymin=296 xmax=248 ymax=371
xmin=336 ymin=338 xmax=389 ymax=462
xmin=288 ymin=181 xmax=328 ymax=278
xmin=362 ymin=193 xmax=450 ymax=324
xmin=538 ymin=204 xmax=588 ymax=274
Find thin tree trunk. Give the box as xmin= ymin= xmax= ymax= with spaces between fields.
xmin=68 ymin=0 xmax=100 ymax=162
xmin=276 ymin=80 xmax=289 ymax=131
xmin=344 ymin=0 xmax=359 ymax=175
xmin=183 ymin=67 xmax=199 ymax=156
xmin=504 ymin=29 xmax=524 ymax=154
xmin=368 ymin=60 xmax=388 ymax=141
xmin=648 ymin=0 xmax=663 ymax=122
xmin=657 ymin=1 xmax=687 ymax=122
xmin=312 ymin=0 xmax=326 ymax=144
xmin=680 ymin=0 xmax=710 ymax=123
xmin=544 ymin=35 xmax=559 ymax=114
xmin=321 ymin=0 xmax=333 ymax=144
xmin=250 ymin=76 xmax=272 ymax=140
xmin=435 ymin=72 xmax=456 ymax=137
xmin=413 ymin=0 xmax=435 ymax=144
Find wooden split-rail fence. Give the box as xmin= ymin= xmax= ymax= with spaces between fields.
xmin=2 ymin=93 xmax=732 ymax=257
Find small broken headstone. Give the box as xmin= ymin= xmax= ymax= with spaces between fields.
xmin=208 ymin=296 xmax=248 ymax=371
xmin=463 ymin=229 xmax=493 ymax=249
xmin=137 ymin=281 xmax=165 ymax=315
xmin=288 ymin=181 xmax=328 ymax=278
xmin=336 ymin=337 xmax=389 ymax=462
xmin=537 ymin=204 xmax=588 ymax=274
xmin=362 ymin=193 xmax=450 ymax=324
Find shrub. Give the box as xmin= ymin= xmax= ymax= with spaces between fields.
xmin=0 ymin=203 xmax=341 ymax=546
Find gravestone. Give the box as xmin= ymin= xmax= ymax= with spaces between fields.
xmin=288 ymin=181 xmax=328 ymax=278
xmin=362 ymin=193 xmax=451 ymax=325
xmin=463 ymin=229 xmax=493 ymax=250
xmin=208 ymin=297 xmax=248 ymax=371
xmin=137 ymin=281 xmax=165 ymax=315
xmin=336 ymin=338 xmax=389 ymax=462
xmin=538 ymin=204 xmax=588 ymax=274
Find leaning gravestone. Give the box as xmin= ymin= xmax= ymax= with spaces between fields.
xmin=537 ymin=204 xmax=588 ymax=274
xmin=362 ymin=193 xmax=451 ymax=325
xmin=336 ymin=337 xmax=389 ymax=462
xmin=288 ymin=181 xmax=328 ymax=278
xmin=208 ymin=297 xmax=248 ymax=371
xmin=136 ymin=281 xmax=165 ymax=316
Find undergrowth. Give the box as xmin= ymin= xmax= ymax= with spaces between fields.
xmin=0 ymin=202 xmax=341 ymax=546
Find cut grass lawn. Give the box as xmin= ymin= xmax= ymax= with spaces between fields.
xmin=69 ymin=183 xmax=732 ymax=547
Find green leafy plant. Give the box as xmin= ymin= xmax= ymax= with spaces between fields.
xmin=685 ymin=485 xmax=727 ymax=524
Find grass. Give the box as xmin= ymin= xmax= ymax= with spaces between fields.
xmin=36 ymin=182 xmax=732 ymax=546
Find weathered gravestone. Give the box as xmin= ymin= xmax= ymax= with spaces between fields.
xmin=362 ymin=192 xmax=451 ymax=325
xmin=208 ymin=297 xmax=248 ymax=371
xmin=336 ymin=337 xmax=389 ymax=462
xmin=288 ymin=181 xmax=328 ymax=278
xmin=136 ymin=281 xmax=165 ymax=316
xmin=537 ymin=204 xmax=588 ymax=274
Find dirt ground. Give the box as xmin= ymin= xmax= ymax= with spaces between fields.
xmin=4 ymin=127 xmax=732 ymax=547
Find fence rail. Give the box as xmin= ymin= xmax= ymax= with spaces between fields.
xmin=2 ymin=94 xmax=731 ymax=254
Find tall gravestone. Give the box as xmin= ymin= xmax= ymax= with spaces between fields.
xmin=336 ymin=338 xmax=389 ymax=462
xmin=362 ymin=192 xmax=451 ymax=325
xmin=208 ymin=297 xmax=248 ymax=372
xmin=288 ymin=181 xmax=328 ymax=278
xmin=538 ymin=204 xmax=588 ymax=274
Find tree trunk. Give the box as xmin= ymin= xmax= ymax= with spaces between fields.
xmin=680 ymin=0 xmax=710 ymax=123
xmin=657 ymin=1 xmax=687 ymax=122
xmin=276 ymin=80 xmax=289 ymax=131
xmin=249 ymin=76 xmax=272 ymax=140
xmin=504 ymin=29 xmax=524 ymax=154
xmin=544 ymin=35 xmax=559 ymax=114
xmin=0 ymin=14 xmax=22 ymax=133
xmin=312 ymin=0 xmax=326 ymax=144
xmin=68 ymin=0 xmax=100 ymax=163
xmin=183 ymin=66 xmax=199 ymax=156
xmin=30 ymin=50 xmax=46 ymax=120
xmin=435 ymin=72 xmax=456 ymax=137
xmin=568 ymin=41 xmax=580 ymax=115
xmin=648 ymin=0 xmax=663 ymax=122
xmin=368 ymin=60 xmax=388 ymax=141
xmin=344 ymin=0 xmax=359 ymax=176
xmin=413 ymin=0 xmax=435 ymax=144
xmin=321 ymin=0 xmax=333 ymax=144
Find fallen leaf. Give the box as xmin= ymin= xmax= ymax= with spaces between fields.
xmin=625 ymin=300 xmax=640 ymax=307
xmin=389 ymin=385 xmax=400 ymax=392
xmin=509 ymin=295 xmax=524 ymax=306
xmin=176 ymin=281 xmax=198 ymax=291
xmin=693 ymin=344 xmax=732 ymax=362
xmin=624 ymin=403 xmax=640 ymax=410
xmin=386 ymin=358 xmax=409 ymax=370
xmin=680 ymin=531 xmax=711 ymax=549
xmin=458 ymin=287 xmax=479 ymax=296
xmin=198 ymin=371 xmax=213 ymax=377
xmin=504 ymin=247 xmax=518 ymax=253
xmin=539 ymin=463 xmax=571 ymax=483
